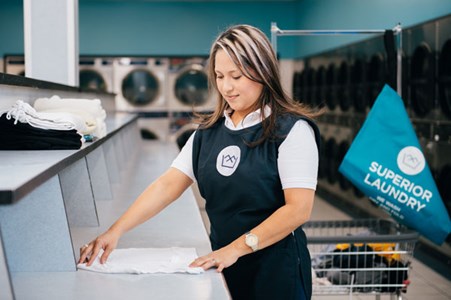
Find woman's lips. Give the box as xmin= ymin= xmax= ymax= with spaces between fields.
xmin=225 ymin=95 xmax=238 ymax=101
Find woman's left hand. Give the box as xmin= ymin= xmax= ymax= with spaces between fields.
xmin=189 ymin=244 xmax=241 ymax=272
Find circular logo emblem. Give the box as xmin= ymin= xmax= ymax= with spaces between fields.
xmin=216 ymin=145 xmax=241 ymax=176
xmin=397 ymin=146 xmax=425 ymax=176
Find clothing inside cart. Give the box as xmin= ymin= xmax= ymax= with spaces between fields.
xmin=312 ymin=243 xmax=409 ymax=292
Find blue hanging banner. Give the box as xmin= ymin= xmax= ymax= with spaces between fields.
xmin=339 ymin=84 xmax=451 ymax=245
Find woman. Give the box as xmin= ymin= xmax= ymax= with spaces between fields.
xmin=79 ymin=24 xmax=320 ymax=300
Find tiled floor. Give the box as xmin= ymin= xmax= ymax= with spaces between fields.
xmin=194 ymin=187 xmax=451 ymax=300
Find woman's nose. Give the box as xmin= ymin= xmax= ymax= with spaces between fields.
xmin=222 ymin=78 xmax=233 ymax=92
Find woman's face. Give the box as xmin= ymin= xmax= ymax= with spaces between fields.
xmin=214 ymin=49 xmax=264 ymax=120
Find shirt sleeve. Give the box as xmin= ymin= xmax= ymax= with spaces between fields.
xmin=171 ymin=131 xmax=196 ymax=182
xmin=278 ymin=119 xmax=319 ymax=190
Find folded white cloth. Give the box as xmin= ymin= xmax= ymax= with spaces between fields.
xmin=77 ymin=247 xmax=204 ymax=275
xmin=0 ymin=100 xmax=88 ymax=133
xmin=34 ymin=95 xmax=106 ymax=120
xmin=33 ymin=95 xmax=107 ymax=138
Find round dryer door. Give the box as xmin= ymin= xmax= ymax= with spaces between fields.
xmin=80 ymin=69 xmax=107 ymax=92
xmin=439 ymin=40 xmax=451 ymax=119
xmin=351 ymin=59 xmax=367 ymax=113
xmin=325 ymin=137 xmax=339 ymax=184
xmin=306 ymin=68 xmax=316 ymax=106
xmin=316 ymin=66 xmax=327 ymax=108
xmin=292 ymin=71 xmax=302 ymax=102
xmin=410 ymin=44 xmax=435 ymax=117
xmin=337 ymin=61 xmax=351 ymax=112
xmin=122 ymin=69 xmax=159 ymax=106
xmin=175 ymin=66 xmax=208 ymax=106
xmin=367 ymin=54 xmax=385 ymax=108
xmin=437 ymin=164 xmax=451 ymax=215
xmin=325 ymin=63 xmax=337 ymax=110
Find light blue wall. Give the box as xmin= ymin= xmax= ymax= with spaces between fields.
xmin=0 ymin=0 xmax=450 ymax=60
xmin=295 ymin=0 xmax=451 ymax=58
xmin=0 ymin=1 xmax=299 ymax=59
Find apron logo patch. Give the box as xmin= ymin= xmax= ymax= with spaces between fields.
xmin=216 ymin=145 xmax=241 ymax=176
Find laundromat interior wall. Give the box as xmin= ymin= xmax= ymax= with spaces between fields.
xmin=1 ymin=0 xmax=451 ymax=258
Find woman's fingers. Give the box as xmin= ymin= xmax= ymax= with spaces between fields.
xmin=100 ymin=246 xmax=114 ymax=264
xmin=78 ymin=243 xmax=92 ymax=264
xmin=189 ymin=256 xmax=220 ymax=271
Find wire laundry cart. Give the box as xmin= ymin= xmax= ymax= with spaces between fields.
xmin=303 ymin=219 xmax=419 ymax=300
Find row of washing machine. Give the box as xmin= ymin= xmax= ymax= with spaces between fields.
xmin=293 ymin=14 xmax=451 ymax=123
xmin=297 ymin=15 xmax=451 ymax=234
xmin=3 ymin=55 xmax=217 ymax=145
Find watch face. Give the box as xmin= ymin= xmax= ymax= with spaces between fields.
xmin=246 ymin=233 xmax=258 ymax=246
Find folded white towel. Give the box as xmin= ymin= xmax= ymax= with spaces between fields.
xmin=34 ymin=95 xmax=107 ymax=120
xmin=77 ymin=247 xmax=204 ymax=275
xmin=33 ymin=95 xmax=107 ymax=138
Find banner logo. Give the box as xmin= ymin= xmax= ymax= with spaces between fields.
xmin=397 ymin=146 xmax=425 ymax=176
xmin=216 ymin=145 xmax=241 ymax=176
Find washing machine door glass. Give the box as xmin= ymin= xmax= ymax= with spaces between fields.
xmin=367 ymin=54 xmax=385 ymax=107
xmin=292 ymin=71 xmax=303 ymax=102
xmin=122 ymin=69 xmax=159 ymax=106
xmin=351 ymin=59 xmax=367 ymax=113
xmin=439 ymin=40 xmax=451 ymax=119
xmin=326 ymin=64 xmax=337 ymax=110
xmin=325 ymin=137 xmax=339 ymax=184
xmin=337 ymin=61 xmax=351 ymax=112
xmin=316 ymin=66 xmax=327 ymax=108
xmin=306 ymin=68 xmax=316 ymax=106
xmin=175 ymin=68 xmax=208 ymax=106
xmin=410 ymin=44 xmax=435 ymax=117
xmin=80 ymin=69 xmax=107 ymax=92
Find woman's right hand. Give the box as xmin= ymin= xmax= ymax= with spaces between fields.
xmin=78 ymin=229 xmax=120 ymax=266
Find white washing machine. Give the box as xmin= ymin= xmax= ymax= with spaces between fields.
xmin=79 ymin=56 xmax=114 ymax=93
xmin=114 ymin=57 xmax=169 ymax=112
xmin=3 ymin=55 xmax=25 ymax=76
xmin=167 ymin=57 xmax=216 ymax=112
xmin=137 ymin=112 xmax=171 ymax=141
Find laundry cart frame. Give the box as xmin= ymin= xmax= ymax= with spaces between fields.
xmin=303 ymin=219 xmax=419 ymax=300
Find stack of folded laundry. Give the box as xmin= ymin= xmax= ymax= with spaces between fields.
xmin=0 ymin=96 xmax=107 ymax=150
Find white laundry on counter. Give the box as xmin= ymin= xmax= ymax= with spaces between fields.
xmin=34 ymin=95 xmax=107 ymax=138
xmin=34 ymin=95 xmax=106 ymax=120
xmin=1 ymin=100 xmax=88 ymax=133
xmin=77 ymin=247 xmax=204 ymax=275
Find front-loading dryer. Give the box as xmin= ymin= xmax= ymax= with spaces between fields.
xmin=167 ymin=57 xmax=216 ymax=113
xmin=114 ymin=57 xmax=169 ymax=112
xmin=437 ymin=15 xmax=451 ymax=120
xmin=406 ymin=21 xmax=437 ymax=121
xmin=79 ymin=56 xmax=114 ymax=93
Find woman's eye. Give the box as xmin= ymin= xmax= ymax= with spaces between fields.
xmin=232 ymin=76 xmax=242 ymax=80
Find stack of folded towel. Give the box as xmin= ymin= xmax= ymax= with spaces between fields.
xmin=34 ymin=95 xmax=107 ymax=139
xmin=0 ymin=96 xmax=107 ymax=150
